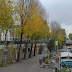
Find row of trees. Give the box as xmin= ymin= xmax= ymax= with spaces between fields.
xmin=48 ymin=21 xmax=67 ymax=51
xmin=15 ymin=0 xmax=50 ymax=61
xmin=0 ymin=0 xmax=49 ymax=61
xmin=0 ymin=0 xmax=67 ymax=62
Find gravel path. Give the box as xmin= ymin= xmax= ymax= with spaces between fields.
xmin=0 ymin=55 xmax=55 ymax=72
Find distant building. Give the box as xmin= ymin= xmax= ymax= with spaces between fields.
xmin=1 ymin=30 xmax=10 ymax=41
xmin=66 ymin=39 xmax=72 ymax=43
xmin=66 ymin=39 xmax=72 ymax=48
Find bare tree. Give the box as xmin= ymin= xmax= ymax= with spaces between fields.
xmin=51 ymin=21 xmax=61 ymax=33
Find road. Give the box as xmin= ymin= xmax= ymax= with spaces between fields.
xmin=0 ymin=55 xmax=55 ymax=72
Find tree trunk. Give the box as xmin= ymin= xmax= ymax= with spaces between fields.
xmin=10 ymin=51 xmax=13 ymax=63
xmin=17 ymin=13 xmax=23 ymax=61
xmin=2 ymin=30 xmax=8 ymax=66
xmin=24 ymin=42 xmax=28 ymax=59
xmin=5 ymin=30 xmax=8 ymax=48
xmin=29 ymin=42 xmax=33 ymax=58
xmin=17 ymin=32 xmax=23 ymax=61
xmin=34 ymin=43 xmax=36 ymax=56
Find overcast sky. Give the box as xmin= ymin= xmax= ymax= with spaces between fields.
xmin=39 ymin=0 xmax=72 ymax=36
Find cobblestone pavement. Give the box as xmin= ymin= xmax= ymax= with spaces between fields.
xmin=0 ymin=55 xmax=55 ymax=72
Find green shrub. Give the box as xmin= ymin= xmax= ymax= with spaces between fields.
xmin=49 ymin=53 xmax=52 ymax=59
xmin=45 ymin=58 xmax=48 ymax=64
xmin=49 ymin=53 xmax=52 ymax=57
xmin=60 ymin=68 xmax=69 ymax=72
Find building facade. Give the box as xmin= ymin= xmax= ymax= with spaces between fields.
xmin=1 ymin=30 xmax=10 ymax=41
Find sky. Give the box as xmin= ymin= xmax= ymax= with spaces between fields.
xmin=39 ymin=0 xmax=72 ymax=36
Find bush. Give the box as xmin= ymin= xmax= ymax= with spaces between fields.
xmin=45 ymin=57 xmax=48 ymax=64
xmin=60 ymin=68 xmax=70 ymax=72
xmin=49 ymin=53 xmax=52 ymax=59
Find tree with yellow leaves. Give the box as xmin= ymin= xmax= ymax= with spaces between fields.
xmin=22 ymin=2 xmax=49 ymax=57
xmin=69 ymin=33 xmax=72 ymax=40
xmin=57 ymin=32 xmax=64 ymax=46
xmin=50 ymin=21 xmax=66 ymax=52
xmin=0 ymin=0 xmax=15 ymax=66
xmin=0 ymin=0 xmax=14 ymax=42
xmin=15 ymin=0 xmax=49 ymax=59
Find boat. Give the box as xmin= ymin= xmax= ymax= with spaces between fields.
xmin=61 ymin=49 xmax=72 ymax=68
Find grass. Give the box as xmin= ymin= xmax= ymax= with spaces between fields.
xmin=0 ymin=62 xmax=16 ymax=67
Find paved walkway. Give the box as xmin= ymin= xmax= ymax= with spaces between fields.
xmin=0 ymin=55 xmax=55 ymax=72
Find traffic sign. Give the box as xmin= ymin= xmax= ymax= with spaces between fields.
xmin=55 ymin=41 xmax=58 ymax=45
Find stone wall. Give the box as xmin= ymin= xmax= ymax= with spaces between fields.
xmin=0 ymin=49 xmax=3 ymax=65
xmin=0 ymin=44 xmax=40 ymax=65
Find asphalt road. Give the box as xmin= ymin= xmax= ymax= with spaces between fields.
xmin=0 ymin=55 xmax=55 ymax=72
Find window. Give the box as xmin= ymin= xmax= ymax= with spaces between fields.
xmin=61 ymin=57 xmax=68 ymax=59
